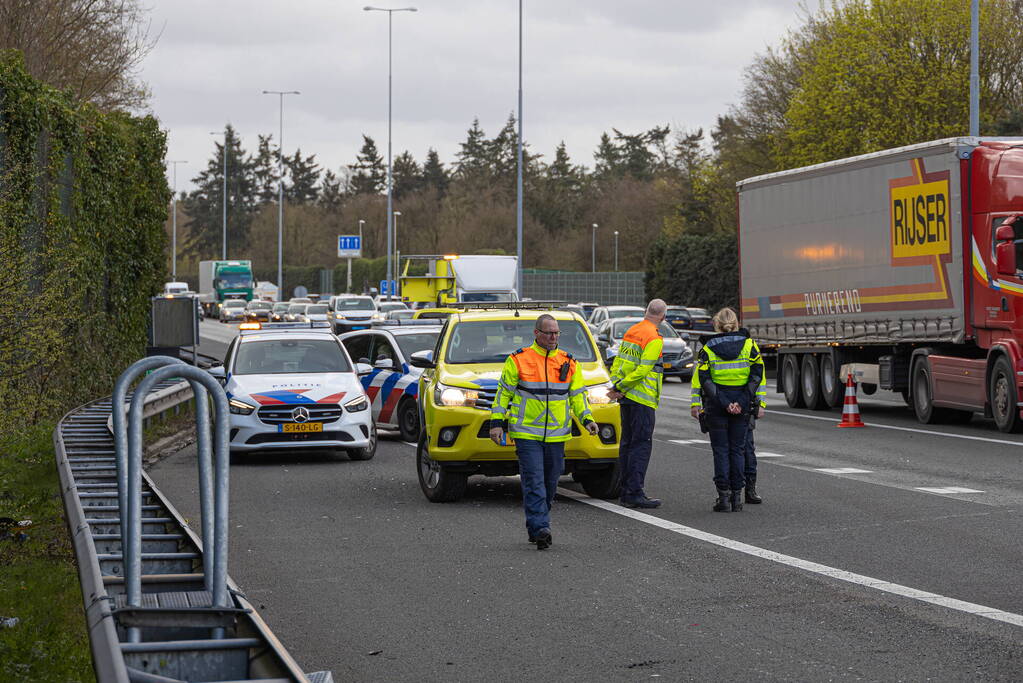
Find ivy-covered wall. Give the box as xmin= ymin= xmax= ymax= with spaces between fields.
xmin=0 ymin=52 xmax=169 ymax=430
xmin=645 ymin=232 xmax=739 ymax=316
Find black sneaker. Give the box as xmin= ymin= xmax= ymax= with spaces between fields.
xmin=534 ymin=528 xmax=552 ymax=550
xmin=622 ymin=496 xmax=661 ymax=509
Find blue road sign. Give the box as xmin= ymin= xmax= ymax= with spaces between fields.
xmin=379 ymin=279 xmax=397 ymax=296
xmin=337 ymin=235 xmax=362 ymax=258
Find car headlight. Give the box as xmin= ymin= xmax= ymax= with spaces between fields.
xmin=680 ymin=345 xmax=693 ymax=359
xmin=344 ymin=395 xmax=369 ymax=412
xmin=586 ymin=383 xmax=614 ymax=405
xmin=229 ymin=398 xmax=255 ymax=415
xmin=434 ymin=383 xmax=479 ymax=407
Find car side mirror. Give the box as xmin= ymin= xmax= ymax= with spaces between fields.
xmin=996 ymin=240 xmax=1017 ymax=276
xmin=597 ymin=333 xmax=609 ymax=343
xmin=356 ymin=362 xmax=374 ymax=375
xmin=374 ymin=358 xmax=394 ymax=370
xmin=409 ymin=350 xmax=435 ymax=369
xmin=208 ymin=366 xmax=226 ymax=384
xmin=996 ymin=222 xmax=1017 ymax=242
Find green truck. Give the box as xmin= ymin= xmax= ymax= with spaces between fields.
xmin=198 ymin=259 xmax=255 ymax=318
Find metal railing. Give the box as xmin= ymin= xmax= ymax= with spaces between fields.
xmin=56 ymin=357 xmax=332 ymax=682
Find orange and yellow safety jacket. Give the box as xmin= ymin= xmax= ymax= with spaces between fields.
xmin=610 ymin=319 xmax=663 ymax=409
xmin=491 ymin=342 xmax=593 ymax=442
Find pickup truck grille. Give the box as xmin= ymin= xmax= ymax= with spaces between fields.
xmin=258 ymin=404 xmax=342 ymax=425
xmin=473 ymin=388 xmax=497 ymax=411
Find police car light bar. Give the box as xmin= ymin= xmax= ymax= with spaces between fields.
xmin=454 ymin=301 xmax=565 ymax=311
xmin=238 ymin=321 xmax=333 ymax=334
xmin=370 ymin=319 xmax=443 ymax=327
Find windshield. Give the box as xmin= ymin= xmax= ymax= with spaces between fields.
xmin=666 ymin=307 xmax=690 ymax=317
xmin=234 ymin=338 xmax=351 ymax=375
xmin=272 ymin=303 xmax=289 ymax=312
xmin=218 ymin=271 xmax=252 ymax=289
xmin=336 ymin=297 xmax=374 ymax=310
xmin=389 ymin=310 xmax=414 ymax=319
xmin=248 ymin=302 xmax=272 ymax=310
xmin=445 ymin=319 xmax=596 ymax=364
xmin=224 ymin=300 xmax=246 ymax=308
xmin=288 ymin=305 xmax=304 ymax=313
xmin=611 ymin=321 xmax=679 ymax=339
xmin=461 ymin=292 xmax=514 ymax=302
xmin=689 ymin=308 xmax=709 ymax=316
xmin=395 ymin=332 xmax=440 ymax=359
xmin=379 ymin=302 xmax=408 ymax=312
xmin=608 ymin=308 xmax=644 ymax=319
xmin=307 ymin=304 xmax=328 ymax=314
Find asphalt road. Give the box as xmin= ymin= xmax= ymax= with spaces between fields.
xmin=148 ymin=320 xmax=1023 ymax=680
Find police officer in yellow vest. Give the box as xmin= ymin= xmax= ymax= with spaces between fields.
xmin=689 ymin=308 xmax=766 ymax=512
xmin=490 ymin=314 xmax=598 ymax=550
xmin=608 ymin=299 xmax=666 ymax=508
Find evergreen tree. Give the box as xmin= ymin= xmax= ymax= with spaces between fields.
xmin=183 ymin=123 xmax=258 ymax=258
xmin=284 ymin=148 xmax=321 ymax=204
xmin=454 ymin=118 xmax=489 ymax=180
xmin=252 ymin=134 xmax=280 ymax=203
xmin=489 ymin=114 xmax=518 ymax=183
xmin=319 ymin=169 xmax=344 ymax=210
xmin=392 ymin=151 xmax=422 ymax=200
xmin=348 ymin=135 xmax=386 ymax=195
xmin=594 ymin=132 xmax=621 ymax=179
xmin=422 ymin=148 xmax=449 ymax=197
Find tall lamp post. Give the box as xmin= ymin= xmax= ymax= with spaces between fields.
xmin=168 ymin=160 xmax=187 ymax=280
xmin=393 ymin=210 xmax=402 ymax=299
xmin=209 ymin=131 xmax=228 ymax=259
xmin=364 ymin=5 xmax=417 ymax=302
xmin=516 ymin=0 xmax=524 ymax=296
xmin=591 ymin=223 xmax=598 ymax=272
xmin=614 ymin=230 xmax=619 ymax=272
xmin=262 ymin=89 xmax=300 ymax=300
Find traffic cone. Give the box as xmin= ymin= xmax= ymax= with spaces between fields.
xmin=837 ymin=374 xmax=865 ymax=428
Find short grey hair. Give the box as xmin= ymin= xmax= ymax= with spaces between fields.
xmin=646 ymin=299 xmax=667 ymax=317
xmin=535 ymin=313 xmax=557 ymax=331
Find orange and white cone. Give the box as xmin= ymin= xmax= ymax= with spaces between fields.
xmin=837 ymin=374 xmax=865 ymax=428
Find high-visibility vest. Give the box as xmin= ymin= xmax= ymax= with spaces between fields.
xmin=610 ymin=319 xmax=663 ymax=409
xmin=690 ymin=334 xmax=766 ymax=409
xmin=491 ymin=342 xmax=593 ymax=442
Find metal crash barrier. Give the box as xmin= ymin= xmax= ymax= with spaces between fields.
xmin=56 ymin=358 xmax=333 ymax=682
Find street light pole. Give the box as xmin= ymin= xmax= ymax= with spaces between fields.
xmin=262 ymin=90 xmax=300 ymax=301
xmin=393 ymin=210 xmax=402 ymax=299
xmin=970 ymin=0 xmax=979 ymax=136
xmin=364 ymin=5 xmax=417 ymax=302
xmin=614 ymin=230 xmax=619 ymax=272
xmin=516 ymin=0 xmax=524 ymax=296
xmin=209 ymin=131 xmax=228 ymax=259
xmin=591 ymin=223 xmax=598 ymax=272
xmin=168 ymin=160 xmax=187 ymax=280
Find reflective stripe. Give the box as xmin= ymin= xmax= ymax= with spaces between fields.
xmin=637 ymin=357 xmax=659 ymax=366
xmin=498 ymin=380 xmax=516 ymax=393
xmin=518 ymin=379 xmax=570 ymax=391
xmin=710 ymin=360 xmax=751 ymax=370
xmin=569 ymin=387 xmax=587 ymax=397
xmin=491 ymin=405 xmax=507 ymax=415
xmin=578 ymin=409 xmax=593 ymax=420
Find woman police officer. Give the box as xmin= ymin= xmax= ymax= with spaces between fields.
xmin=689 ymin=308 xmax=766 ymax=512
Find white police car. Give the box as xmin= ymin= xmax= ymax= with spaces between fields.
xmin=209 ymin=323 xmax=376 ymax=459
xmin=339 ymin=322 xmax=442 ymax=442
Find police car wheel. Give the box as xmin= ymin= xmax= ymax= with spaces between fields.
xmin=397 ymin=398 xmax=420 ymax=442
xmin=577 ymin=464 xmax=621 ymax=499
xmin=347 ymin=425 xmax=377 ymax=461
xmin=417 ymin=435 xmax=467 ymax=502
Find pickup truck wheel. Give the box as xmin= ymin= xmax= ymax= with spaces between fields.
xmin=576 ymin=464 xmax=621 ymax=499
xmin=781 ymin=354 xmax=804 ymax=408
xmin=417 ymin=436 xmax=467 ymax=502
xmin=397 ymin=398 xmax=420 ymax=442
xmin=800 ymin=355 xmax=827 ymax=410
xmin=347 ymin=425 xmax=377 ymax=461
xmin=989 ymin=356 xmax=1023 ymax=433
xmin=820 ymin=355 xmax=844 ymax=408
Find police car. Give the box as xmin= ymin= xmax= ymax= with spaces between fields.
xmin=208 ymin=322 xmax=376 ymax=459
xmin=339 ymin=321 xmax=442 ymax=442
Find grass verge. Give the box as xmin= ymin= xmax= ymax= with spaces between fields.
xmin=0 ymin=422 xmax=95 ymax=682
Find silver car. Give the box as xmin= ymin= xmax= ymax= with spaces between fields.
xmin=595 ymin=317 xmax=694 ymax=381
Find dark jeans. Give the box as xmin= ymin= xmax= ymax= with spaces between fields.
xmin=706 ymin=387 xmax=749 ymax=491
xmin=744 ymin=425 xmax=757 ymax=479
xmin=619 ymin=397 xmax=655 ymax=499
xmin=516 ymin=439 xmax=565 ymax=536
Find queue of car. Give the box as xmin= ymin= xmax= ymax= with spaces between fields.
xmin=207 ymin=295 xmax=710 ymax=505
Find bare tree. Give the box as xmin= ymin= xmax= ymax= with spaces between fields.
xmin=0 ymin=0 xmax=158 ymax=111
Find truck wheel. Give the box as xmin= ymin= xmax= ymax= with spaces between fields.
xmin=781 ymin=354 xmax=804 ymax=408
xmin=800 ymin=355 xmax=827 ymax=410
xmin=397 ymin=397 xmax=420 ymax=442
xmin=989 ymin=356 xmax=1023 ymax=433
xmin=576 ymin=464 xmax=621 ymax=499
xmin=820 ymin=355 xmax=844 ymax=408
xmin=417 ymin=436 xmax=467 ymax=502
xmin=910 ymin=358 xmax=958 ymax=424
xmin=347 ymin=425 xmax=377 ymax=460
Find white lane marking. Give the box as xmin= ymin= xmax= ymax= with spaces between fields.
xmin=663 ymin=393 xmax=1023 ymax=449
xmin=916 ymin=486 xmax=985 ymax=494
xmin=557 ymin=487 xmax=1023 ymax=629
xmin=756 ymin=451 xmax=786 ymax=458
xmin=668 ymin=439 xmax=706 ymax=445
xmin=816 ymin=467 xmax=873 ymax=475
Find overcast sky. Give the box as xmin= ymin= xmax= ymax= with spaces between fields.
xmin=142 ymin=1 xmax=803 ymax=192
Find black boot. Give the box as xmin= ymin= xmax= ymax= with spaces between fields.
xmin=745 ymin=475 xmax=762 ymax=504
xmin=713 ymin=488 xmax=730 ymax=512
xmin=730 ymin=490 xmax=743 ymax=512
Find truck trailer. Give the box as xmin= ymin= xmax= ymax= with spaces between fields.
xmin=738 ymin=137 xmax=1023 ymax=432
xmin=197 ymin=259 xmax=254 ymax=317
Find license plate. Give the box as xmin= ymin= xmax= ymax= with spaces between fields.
xmin=664 ymin=362 xmax=672 ymax=369
xmin=279 ymin=422 xmax=323 ymax=433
